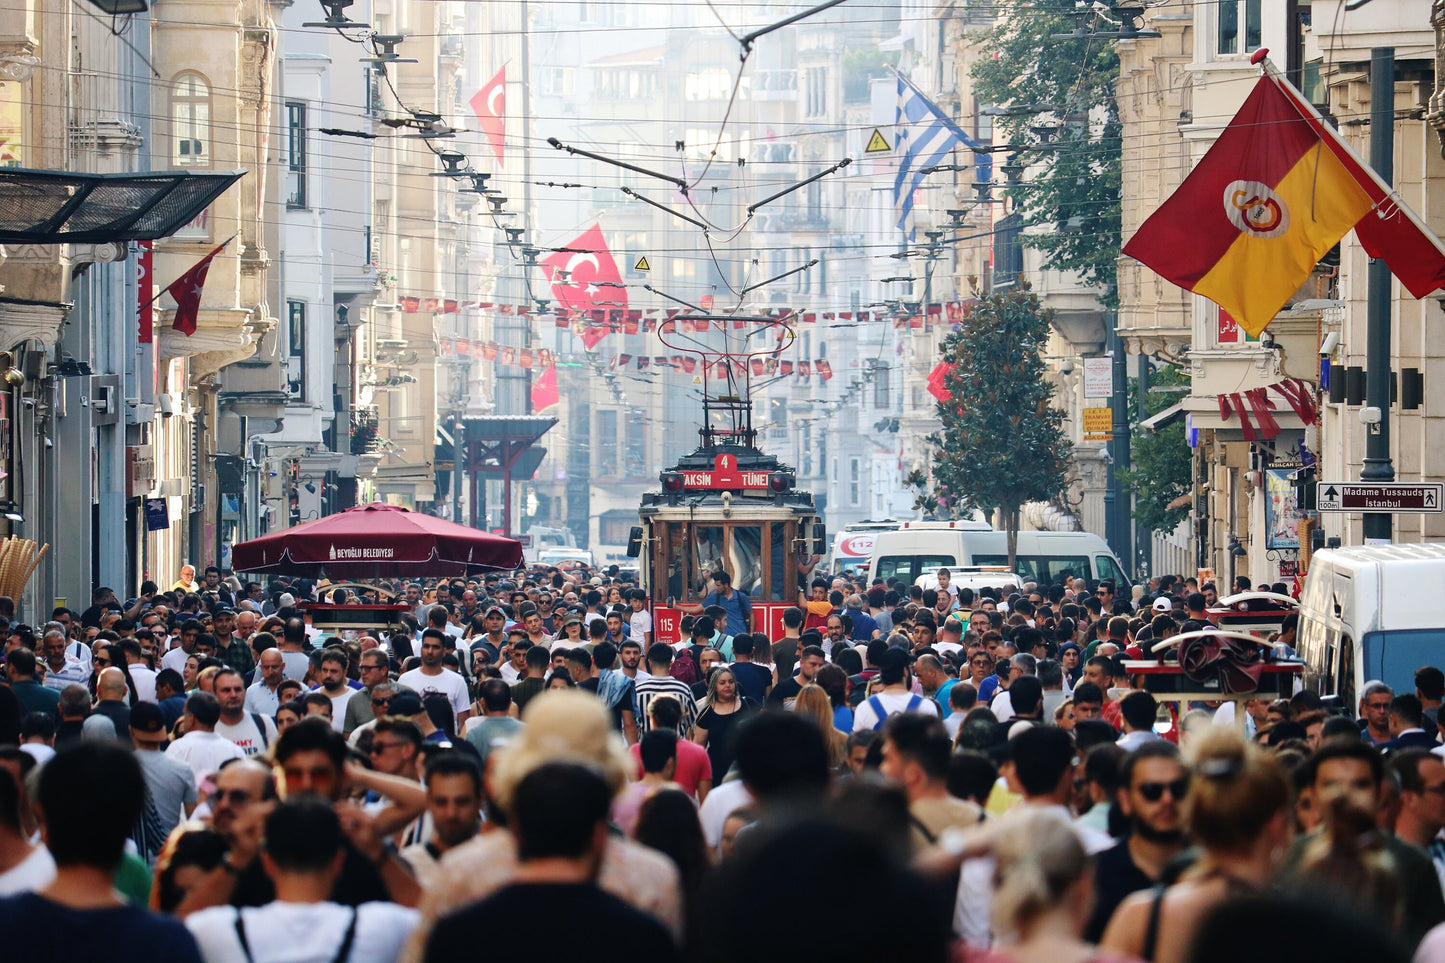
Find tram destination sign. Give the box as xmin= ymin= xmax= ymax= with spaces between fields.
xmin=665 ymin=453 xmax=780 ymax=491
xmin=1316 ymin=482 xmax=1443 ymax=513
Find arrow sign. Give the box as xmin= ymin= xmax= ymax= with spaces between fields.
xmin=1317 ymin=482 xmax=1444 ymax=514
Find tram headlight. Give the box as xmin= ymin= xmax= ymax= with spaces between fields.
xmin=768 ymin=472 xmax=791 ymax=494
xmin=661 ymin=472 xmax=684 ymax=493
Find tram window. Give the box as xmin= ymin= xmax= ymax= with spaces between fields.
xmin=664 ymin=525 xmax=689 ymax=603
xmin=770 ymin=523 xmax=788 ymax=601
xmin=693 ymin=526 xmax=726 ymax=596
xmin=731 ymin=526 xmax=763 ymax=598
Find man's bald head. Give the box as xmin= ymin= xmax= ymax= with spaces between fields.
xmin=97 ymin=666 xmax=129 ymax=700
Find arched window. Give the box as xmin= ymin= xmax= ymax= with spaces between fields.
xmin=172 ymin=73 xmax=210 ymax=167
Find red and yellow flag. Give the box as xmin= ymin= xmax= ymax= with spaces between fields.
xmin=1124 ymin=77 xmax=1374 ymax=337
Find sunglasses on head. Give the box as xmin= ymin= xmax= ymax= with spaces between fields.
xmin=1136 ymin=777 xmax=1190 ymax=802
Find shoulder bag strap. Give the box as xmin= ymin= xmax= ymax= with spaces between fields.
xmin=233 ymin=910 xmax=255 ymax=963
xmin=331 ymin=907 xmax=361 ymax=963
xmin=250 ymin=713 xmax=269 ymax=750
xmin=1141 ymin=883 xmax=1167 ymax=962
xmin=908 ymin=813 xmax=938 ymax=845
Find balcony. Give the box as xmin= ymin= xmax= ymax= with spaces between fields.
xmin=753 ymin=69 xmax=798 ymax=101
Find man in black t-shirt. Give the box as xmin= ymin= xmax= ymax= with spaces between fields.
xmin=423 ymin=762 xmax=678 ymax=963
xmin=766 ymin=644 xmax=825 ymax=710
xmin=0 ymin=743 xmax=202 ymax=963
xmin=1085 ymin=741 xmax=1189 ymax=941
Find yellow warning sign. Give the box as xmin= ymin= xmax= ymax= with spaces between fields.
xmin=865 ymin=129 xmax=891 ymax=153
xmin=634 ymin=256 xmax=651 ymax=272
xmin=1083 ymin=407 xmax=1112 ymax=440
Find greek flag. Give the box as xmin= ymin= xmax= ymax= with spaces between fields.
xmin=893 ymin=71 xmax=989 ymax=239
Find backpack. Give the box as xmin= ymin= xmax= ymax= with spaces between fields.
xmin=249 ymin=712 xmax=270 ymax=750
xmin=867 ymin=694 xmax=923 ymax=731
xmin=670 ymin=648 xmax=700 ymax=685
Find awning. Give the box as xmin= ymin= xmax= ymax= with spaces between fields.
xmin=1138 ymin=402 xmax=1184 ymax=433
xmin=0 ymin=167 xmax=245 ymax=244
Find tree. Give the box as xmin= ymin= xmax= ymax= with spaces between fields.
xmin=1121 ymin=363 xmax=1192 ymax=536
xmin=971 ymin=0 xmax=1121 ymax=301
xmin=915 ymin=287 xmax=1074 ymax=572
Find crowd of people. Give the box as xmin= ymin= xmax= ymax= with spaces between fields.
xmin=0 ymin=562 xmax=1441 ymax=962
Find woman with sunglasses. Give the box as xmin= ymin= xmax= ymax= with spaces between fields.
xmin=1100 ymin=728 xmax=1291 ymax=963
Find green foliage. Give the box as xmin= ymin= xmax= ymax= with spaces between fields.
xmin=971 ymin=0 xmax=1122 ymax=301
xmin=842 ymin=48 xmax=898 ymax=104
xmin=920 ymin=288 xmax=1074 ymax=562
xmin=1121 ymin=364 xmax=1192 ymax=535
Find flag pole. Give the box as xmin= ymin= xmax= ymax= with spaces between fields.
xmin=136 ymin=234 xmax=238 ymax=312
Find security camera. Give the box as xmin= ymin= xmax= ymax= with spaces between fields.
xmin=1060 ymin=359 xmax=1075 ymax=374
xmin=1360 ymin=406 xmax=1382 ymax=426
xmin=1100 ymin=445 xmax=1113 ymax=465
xmin=1319 ymin=331 xmax=1340 ymax=356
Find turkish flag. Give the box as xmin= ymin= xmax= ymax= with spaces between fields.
xmin=541 ymin=224 xmax=627 ymax=349
xmin=469 ymin=67 xmax=506 ymax=165
xmin=167 ymin=239 xmax=229 ymax=336
xmin=927 ymin=362 xmax=954 ymax=402
xmin=531 ymin=363 xmax=560 ymax=412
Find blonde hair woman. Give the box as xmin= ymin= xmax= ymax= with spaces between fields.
xmin=959 ymin=809 xmax=1136 ymax=963
xmin=793 ymin=683 xmax=847 ymax=771
xmin=403 ymin=690 xmax=684 ymax=959
xmin=1100 ymin=728 xmax=1291 ymax=963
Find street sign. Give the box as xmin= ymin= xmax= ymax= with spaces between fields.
xmin=1083 ymin=357 xmax=1112 ymax=399
xmin=865 ymin=129 xmax=891 ymax=153
xmin=1316 ymin=482 xmax=1443 ymax=513
xmin=1083 ymin=406 xmax=1112 ymax=440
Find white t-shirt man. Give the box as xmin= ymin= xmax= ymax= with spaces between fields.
xmin=216 ymin=713 xmax=279 ymax=757
xmin=851 ymin=690 xmax=940 ymax=732
xmin=187 ymin=901 xmax=420 ymax=963
xmin=127 ymin=664 xmax=158 ymax=703
xmin=396 ymin=666 xmax=470 ymax=721
xmin=0 ymin=845 xmax=56 ymax=896
xmin=280 ymin=650 xmax=312 ymax=683
xmin=161 ymin=644 xmax=191 ymax=675
xmin=165 ymin=729 xmax=245 ymax=780
xmin=629 ymin=608 xmax=653 ymax=645
xmin=315 ymin=687 xmax=355 ymax=732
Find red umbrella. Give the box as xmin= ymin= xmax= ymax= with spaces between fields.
xmin=231 ymin=502 xmax=524 ymax=577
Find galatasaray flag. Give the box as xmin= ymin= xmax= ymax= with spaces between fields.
xmin=1124 ymin=76 xmax=1373 ymax=336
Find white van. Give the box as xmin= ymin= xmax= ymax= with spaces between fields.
xmin=828 ymin=520 xmax=901 ymax=574
xmin=866 ymin=521 xmax=1130 ymax=588
xmin=915 ymin=567 xmax=1024 ymax=597
xmin=1296 ymin=543 xmax=1445 ymax=710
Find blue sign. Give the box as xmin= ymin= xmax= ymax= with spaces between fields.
xmin=144 ymin=497 xmax=169 ymax=532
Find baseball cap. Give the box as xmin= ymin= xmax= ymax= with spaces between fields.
xmin=484 ymin=605 xmax=507 ymax=618
xmin=562 ymin=612 xmax=582 ymax=627
xmin=130 ymin=702 xmax=166 ymax=734
xmin=1151 ymin=596 xmax=1172 ymax=613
